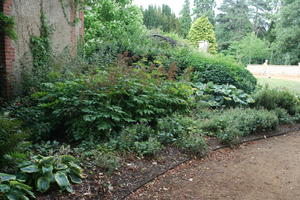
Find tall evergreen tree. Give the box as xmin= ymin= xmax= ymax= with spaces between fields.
xmin=142 ymin=4 xmax=180 ymax=33
xmin=215 ymin=0 xmax=252 ymax=51
xmin=179 ymin=0 xmax=192 ymax=37
xmin=193 ymin=0 xmax=216 ymax=24
xmin=273 ymin=0 xmax=300 ymax=65
xmin=188 ymin=17 xmax=217 ymax=54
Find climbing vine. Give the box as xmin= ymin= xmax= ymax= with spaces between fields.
xmin=30 ymin=11 xmax=53 ymax=69
xmin=59 ymin=0 xmax=83 ymax=26
xmin=0 ymin=12 xmax=17 ymax=40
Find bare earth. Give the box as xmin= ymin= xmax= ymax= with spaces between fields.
xmin=127 ymin=131 xmax=300 ymax=200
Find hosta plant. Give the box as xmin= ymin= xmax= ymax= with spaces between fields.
xmin=19 ymin=155 xmax=83 ymax=193
xmin=0 ymin=172 xmax=35 ymax=200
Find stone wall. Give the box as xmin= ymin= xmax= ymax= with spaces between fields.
xmin=247 ymin=64 xmax=300 ymax=78
xmin=0 ymin=0 xmax=84 ymax=98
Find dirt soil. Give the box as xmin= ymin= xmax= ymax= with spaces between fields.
xmin=127 ymin=131 xmax=300 ymax=200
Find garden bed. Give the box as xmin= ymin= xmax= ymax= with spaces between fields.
xmin=37 ymin=123 xmax=300 ymax=200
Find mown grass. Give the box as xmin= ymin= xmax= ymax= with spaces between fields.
xmin=257 ymin=77 xmax=300 ymax=95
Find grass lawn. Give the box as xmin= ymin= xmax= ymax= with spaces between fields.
xmin=257 ymin=77 xmax=300 ymax=95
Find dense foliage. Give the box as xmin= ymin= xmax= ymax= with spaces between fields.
xmin=84 ymin=0 xmax=146 ymax=56
xmin=179 ymin=0 xmax=192 ymax=38
xmin=188 ymin=17 xmax=217 ymax=54
xmin=0 ymin=116 xmax=28 ymax=170
xmin=170 ymin=48 xmax=257 ymax=93
xmin=142 ymin=4 xmax=180 ymax=34
xmin=7 ymin=67 xmax=192 ymax=142
xmin=228 ymin=33 xmax=270 ymax=65
xmin=193 ymin=0 xmax=216 ymax=24
xmin=0 ymin=12 xmax=17 ymax=40
xmin=199 ymin=108 xmax=279 ymax=145
xmin=273 ymin=0 xmax=300 ymax=64
xmin=2 ymin=0 xmax=300 ymax=198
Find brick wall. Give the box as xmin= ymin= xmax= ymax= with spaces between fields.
xmin=0 ymin=2 xmax=4 ymax=98
xmin=1 ymin=0 xmax=15 ymax=98
xmin=0 ymin=0 xmax=84 ymax=98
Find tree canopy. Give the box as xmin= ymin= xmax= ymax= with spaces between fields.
xmin=188 ymin=17 xmax=217 ymax=54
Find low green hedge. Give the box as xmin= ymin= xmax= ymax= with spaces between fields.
xmin=199 ymin=108 xmax=279 ymax=145
xmin=170 ymin=47 xmax=257 ymax=93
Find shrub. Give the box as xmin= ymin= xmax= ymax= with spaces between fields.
xmin=193 ymin=82 xmax=255 ymax=108
xmin=156 ymin=114 xmax=201 ymax=145
xmin=0 ymin=173 xmax=35 ymax=200
xmin=8 ymin=67 xmax=193 ymax=142
xmin=111 ymin=124 xmax=157 ymax=154
xmin=170 ymin=47 xmax=257 ymax=93
xmin=93 ymin=151 xmax=120 ymax=173
xmin=0 ymin=116 xmax=28 ymax=170
xmin=133 ymin=138 xmax=162 ymax=157
xmin=187 ymin=16 xmax=217 ymax=54
xmin=273 ymin=108 xmax=294 ymax=124
xmin=19 ymin=155 xmax=83 ymax=193
xmin=254 ymin=88 xmax=300 ymax=115
xmin=176 ymin=134 xmax=207 ymax=156
xmin=200 ymin=108 xmax=279 ymax=145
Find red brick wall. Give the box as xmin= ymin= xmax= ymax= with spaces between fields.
xmin=1 ymin=0 xmax=15 ymax=98
xmin=0 ymin=2 xmax=4 ymax=98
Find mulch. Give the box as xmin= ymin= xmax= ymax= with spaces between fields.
xmin=37 ymin=123 xmax=300 ymax=200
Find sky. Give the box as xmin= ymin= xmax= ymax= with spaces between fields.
xmin=133 ymin=0 xmax=224 ymax=16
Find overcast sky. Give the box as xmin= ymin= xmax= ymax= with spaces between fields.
xmin=133 ymin=0 xmax=224 ymax=16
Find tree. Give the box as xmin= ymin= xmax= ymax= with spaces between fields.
xmin=142 ymin=4 xmax=180 ymax=33
xmin=188 ymin=17 xmax=217 ymax=54
xmin=248 ymin=0 xmax=280 ymax=38
xmin=84 ymin=0 xmax=146 ymax=56
xmin=215 ymin=0 xmax=252 ymax=51
xmin=273 ymin=0 xmax=300 ymax=65
xmin=179 ymin=0 xmax=192 ymax=38
xmin=193 ymin=0 xmax=216 ymax=24
xmin=229 ymin=33 xmax=270 ymax=64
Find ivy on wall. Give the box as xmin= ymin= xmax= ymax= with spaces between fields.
xmin=59 ymin=0 xmax=83 ymax=26
xmin=30 ymin=11 xmax=53 ymax=69
xmin=0 ymin=12 xmax=17 ymax=40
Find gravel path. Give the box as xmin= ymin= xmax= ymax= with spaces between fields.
xmin=127 ymin=131 xmax=300 ymax=200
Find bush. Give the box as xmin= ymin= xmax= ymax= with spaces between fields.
xmin=156 ymin=114 xmax=202 ymax=145
xmin=193 ymin=82 xmax=254 ymax=108
xmin=133 ymin=138 xmax=162 ymax=157
xmin=0 ymin=173 xmax=35 ymax=200
xmin=111 ymin=124 xmax=156 ymax=152
xmin=19 ymin=154 xmax=83 ymax=193
xmin=109 ymin=124 xmax=162 ymax=157
xmin=0 ymin=116 xmax=28 ymax=170
xmin=254 ymin=88 xmax=300 ymax=115
xmin=187 ymin=16 xmax=217 ymax=54
xmin=8 ymin=67 xmax=193 ymax=142
xmin=273 ymin=108 xmax=294 ymax=124
xmin=200 ymin=108 xmax=279 ymax=145
xmin=169 ymin=47 xmax=257 ymax=93
xmin=176 ymin=134 xmax=207 ymax=156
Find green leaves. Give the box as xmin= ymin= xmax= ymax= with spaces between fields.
xmin=18 ymin=154 xmax=83 ymax=194
xmin=0 ymin=173 xmax=16 ymax=182
xmin=37 ymin=177 xmax=51 ymax=192
xmin=188 ymin=16 xmax=217 ymax=54
xmin=194 ymin=82 xmax=254 ymax=108
xmin=21 ymin=165 xmax=39 ymax=173
xmin=0 ymin=184 xmax=10 ymax=192
xmin=54 ymin=172 xmax=70 ymax=188
xmin=0 ymin=172 xmax=35 ymax=200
